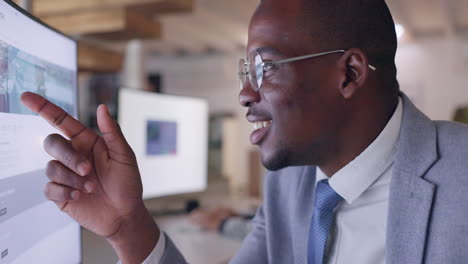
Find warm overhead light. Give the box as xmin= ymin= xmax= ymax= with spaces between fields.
xmin=395 ymin=24 xmax=406 ymax=40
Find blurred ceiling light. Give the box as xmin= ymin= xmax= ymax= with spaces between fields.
xmin=395 ymin=24 xmax=406 ymax=40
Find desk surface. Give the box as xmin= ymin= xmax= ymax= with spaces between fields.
xmin=82 ymin=179 xmax=257 ymax=264
xmin=82 ymin=214 xmax=244 ymax=264
xmin=157 ymin=215 xmax=243 ymax=264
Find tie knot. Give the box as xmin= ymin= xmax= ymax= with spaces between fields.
xmin=314 ymin=180 xmax=343 ymax=211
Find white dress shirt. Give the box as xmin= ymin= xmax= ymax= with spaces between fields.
xmin=129 ymin=98 xmax=403 ymax=264
xmin=316 ymin=97 xmax=403 ymax=264
xmin=117 ymin=230 xmax=165 ymax=264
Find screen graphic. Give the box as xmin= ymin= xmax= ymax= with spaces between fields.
xmin=146 ymin=120 xmax=178 ymax=156
xmin=0 ymin=40 xmax=75 ymax=115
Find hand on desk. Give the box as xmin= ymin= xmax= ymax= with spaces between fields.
xmin=21 ymin=92 xmax=159 ymax=264
xmin=190 ymin=207 xmax=239 ymax=231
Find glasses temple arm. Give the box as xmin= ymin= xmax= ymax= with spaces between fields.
xmin=268 ymin=49 xmax=376 ymax=71
xmin=270 ymin=50 xmax=346 ymax=64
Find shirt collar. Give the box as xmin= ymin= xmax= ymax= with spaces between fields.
xmin=316 ymin=97 xmax=403 ymax=204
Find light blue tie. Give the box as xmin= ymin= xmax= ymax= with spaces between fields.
xmin=308 ymin=180 xmax=343 ymax=264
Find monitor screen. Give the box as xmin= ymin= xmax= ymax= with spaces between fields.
xmin=0 ymin=1 xmax=81 ymax=263
xmin=119 ymin=89 xmax=208 ymax=199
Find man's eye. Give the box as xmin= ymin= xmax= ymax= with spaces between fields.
xmin=263 ymin=64 xmax=275 ymax=72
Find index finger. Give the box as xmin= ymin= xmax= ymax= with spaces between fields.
xmin=20 ymin=92 xmax=89 ymax=139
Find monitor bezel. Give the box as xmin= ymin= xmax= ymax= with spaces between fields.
xmin=2 ymin=0 xmax=82 ymax=262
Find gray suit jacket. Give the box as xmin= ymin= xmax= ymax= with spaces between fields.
xmin=162 ymin=94 xmax=468 ymax=264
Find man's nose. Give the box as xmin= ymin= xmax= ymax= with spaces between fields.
xmin=239 ymin=81 xmax=260 ymax=107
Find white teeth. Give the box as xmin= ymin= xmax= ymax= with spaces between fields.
xmin=252 ymin=120 xmax=272 ymax=131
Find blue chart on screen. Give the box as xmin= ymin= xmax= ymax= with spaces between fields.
xmin=0 ymin=40 xmax=75 ymax=115
xmin=146 ymin=120 xmax=178 ymax=156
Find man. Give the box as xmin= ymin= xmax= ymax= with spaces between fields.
xmin=20 ymin=0 xmax=468 ymax=264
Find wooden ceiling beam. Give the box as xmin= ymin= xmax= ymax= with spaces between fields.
xmin=162 ymin=16 xmax=239 ymax=52
xmin=78 ymin=42 xmax=123 ymax=73
xmin=454 ymin=0 xmax=468 ymax=31
xmin=129 ymin=0 xmax=192 ymax=17
xmin=161 ymin=20 xmax=215 ymax=53
xmin=33 ymin=0 xmax=192 ymax=16
xmin=195 ymin=9 xmax=248 ymax=47
xmin=438 ymin=0 xmax=456 ymax=37
xmin=40 ymin=8 xmax=162 ymax=40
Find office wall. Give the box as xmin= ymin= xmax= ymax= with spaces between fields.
xmin=396 ymin=37 xmax=468 ymax=121
xmin=146 ymin=52 xmax=254 ymax=195
xmin=145 ymin=52 xmax=242 ymax=115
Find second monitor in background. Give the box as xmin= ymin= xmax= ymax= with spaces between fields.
xmin=118 ymin=89 xmax=208 ymax=199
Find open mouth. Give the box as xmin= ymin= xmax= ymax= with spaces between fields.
xmin=250 ymin=120 xmax=272 ymax=144
xmin=252 ymin=120 xmax=272 ymax=131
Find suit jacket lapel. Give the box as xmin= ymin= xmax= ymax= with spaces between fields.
xmin=386 ymin=94 xmax=438 ymax=264
xmin=292 ymin=166 xmax=316 ymax=264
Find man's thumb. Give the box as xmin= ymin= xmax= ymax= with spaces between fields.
xmin=97 ymin=104 xmax=132 ymax=156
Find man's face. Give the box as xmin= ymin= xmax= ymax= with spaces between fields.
xmin=239 ymin=1 xmax=347 ymax=171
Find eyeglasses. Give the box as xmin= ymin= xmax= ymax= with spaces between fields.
xmin=238 ymin=49 xmax=377 ymax=92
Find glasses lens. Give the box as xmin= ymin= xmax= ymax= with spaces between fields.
xmin=254 ymin=53 xmax=263 ymax=90
xmin=247 ymin=51 xmax=263 ymax=92
xmin=238 ymin=58 xmax=247 ymax=90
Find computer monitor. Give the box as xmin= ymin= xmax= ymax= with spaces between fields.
xmin=0 ymin=1 xmax=81 ymax=263
xmin=118 ymin=89 xmax=208 ymax=199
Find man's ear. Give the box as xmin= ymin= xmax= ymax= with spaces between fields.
xmin=337 ymin=48 xmax=369 ymax=99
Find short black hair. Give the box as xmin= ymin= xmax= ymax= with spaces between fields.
xmin=300 ymin=0 xmax=399 ymax=90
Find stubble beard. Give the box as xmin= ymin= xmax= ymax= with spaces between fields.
xmin=261 ymin=142 xmax=292 ymax=171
